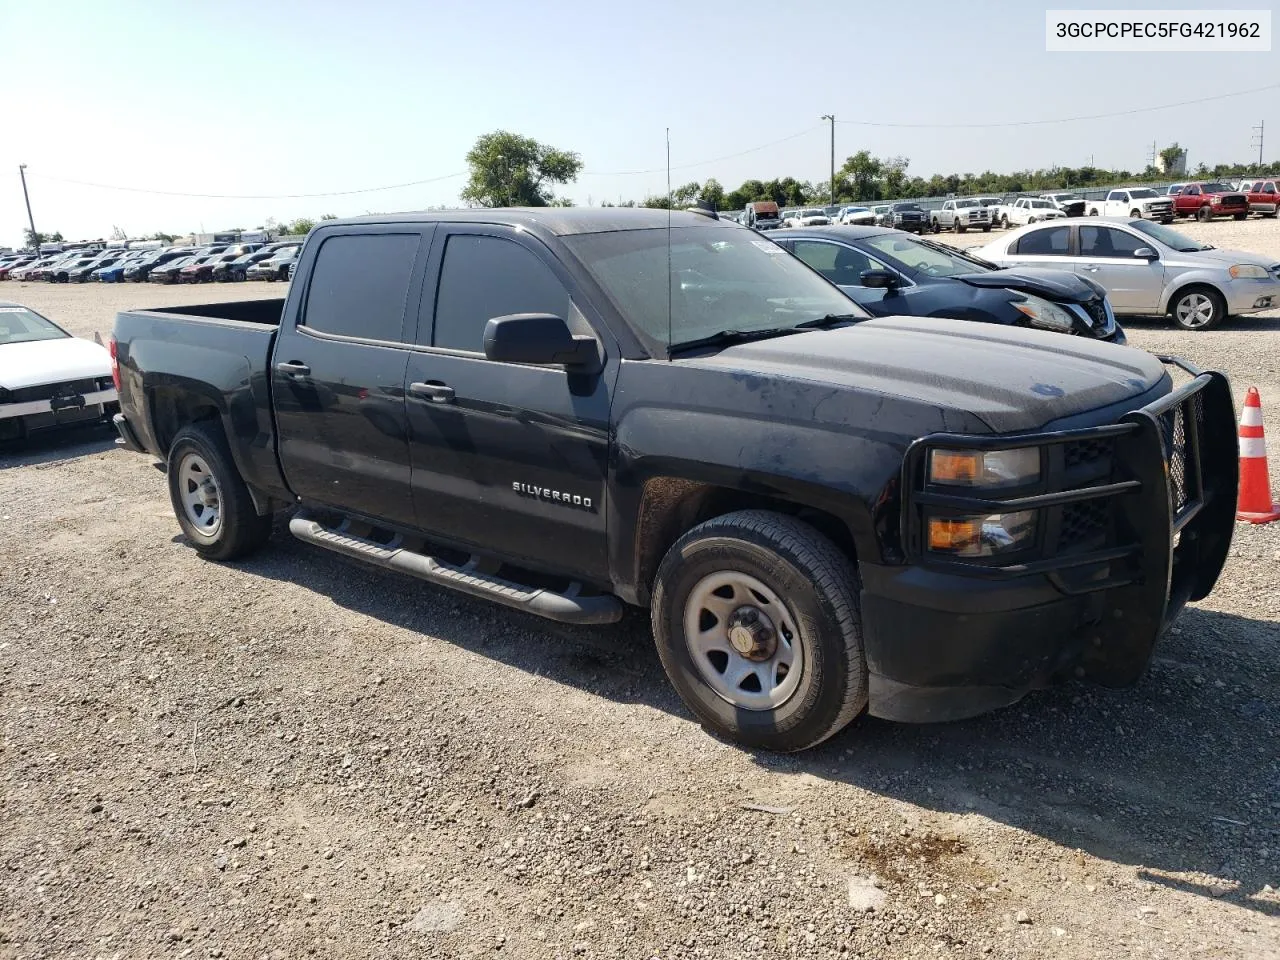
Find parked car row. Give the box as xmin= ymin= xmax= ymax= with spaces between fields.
xmin=0 ymin=241 xmax=302 ymax=284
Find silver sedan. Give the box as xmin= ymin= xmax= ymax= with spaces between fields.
xmin=973 ymin=217 xmax=1280 ymax=331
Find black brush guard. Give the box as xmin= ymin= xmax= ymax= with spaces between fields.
xmin=900 ymin=358 xmax=1237 ymax=687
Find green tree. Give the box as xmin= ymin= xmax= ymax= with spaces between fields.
xmin=23 ymin=228 xmax=63 ymax=250
xmin=286 ymin=218 xmax=316 ymax=235
xmin=1159 ymin=143 xmax=1184 ymax=171
xmin=698 ymin=178 xmax=726 ymax=210
xmin=461 ymin=130 xmax=583 ymax=208
xmin=881 ymin=157 xmax=910 ymax=199
xmin=320 ymin=213 xmax=338 ymax=221
xmin=838 ymin=151 xmax=883 ymax=201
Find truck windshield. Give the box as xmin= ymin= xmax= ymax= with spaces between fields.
xmin=1201 ymin=183 xmax=1232 ymax=193
xmin=563 ymin=226 xmax=864 ymax=352
xmin=0 ymin=306 xmax=69 ymax=345
xmin=1128 ymin=188 xmax=1158 ymax=199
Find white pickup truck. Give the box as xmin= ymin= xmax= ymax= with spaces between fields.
xmin=995 ymin=197 xmax=1064 ymax=229
xmin=1085 ymin=187 xmax=1175 ymax=223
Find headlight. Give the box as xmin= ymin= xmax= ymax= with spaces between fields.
xmin=1011 ymin=293 xmax=1076 ymax=333
xmin=929 ymin=447 xmax=1040 ymax=486
xmin=1229 ymin=264 xmax=1268 ymax=279
xmin=927 ymin=511 xmax=1037 ymax=557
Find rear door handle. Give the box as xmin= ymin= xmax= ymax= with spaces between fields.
xmin=276 ymin=361 xmax=311 ymax=377
xmin=410 ymin=381 xmax=456 ymax=403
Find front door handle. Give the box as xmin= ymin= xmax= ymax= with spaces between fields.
xmin=410 ymin=381 xmax=456 ymax=403
xmin=1081 ymin=265 xmax=1100 ymax=272
xmin=276 ymin=360 xmax=311 ymax=377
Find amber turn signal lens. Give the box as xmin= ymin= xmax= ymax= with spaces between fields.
xmin=928 ymin=518 xmax=980 ymax=552
xmin=930 ymin=451 xmax=981 ymax=484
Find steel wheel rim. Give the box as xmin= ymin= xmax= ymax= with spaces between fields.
xmin=178 ymin=452 xmax=222 ymax=538
xmin=1176 ymin=293 xmax=1215 ymax=328
xmin=683 ymin=571 xmax=804 ymax=711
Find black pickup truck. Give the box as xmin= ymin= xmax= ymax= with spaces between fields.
xmin=111 ymin=209 xmax=1238 ymax=752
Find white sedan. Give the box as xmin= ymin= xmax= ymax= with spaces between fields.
xmin=0 ymin=302 xmax=118 ymax=441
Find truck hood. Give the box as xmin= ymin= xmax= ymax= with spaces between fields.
xmin=692 ymin=316 xmax=1167 ymax=433
xmin=952 ymin=267 xmax=1102 ymax=303
xmin=0 ymin=337 xmax=112 ymax=390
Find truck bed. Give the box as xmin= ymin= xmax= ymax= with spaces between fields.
xmin=112 ymin=298 xmax=291 ymax=505
xmin=135 ymin=298 xmax=285 ymax=326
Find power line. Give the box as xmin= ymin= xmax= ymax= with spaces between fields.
xmin=22 ymin=170 xmax=467 ymax=199
xmin=835 ymin=82 xmax=1280 ymax=129
xmin=581 ymin=126 xmax=824 ymax=176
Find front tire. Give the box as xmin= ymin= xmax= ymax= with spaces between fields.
xmin=651 ymin=510 xmax=867 ymax=752
xmin=1197 ymin=205 xmax=1212 ymax=222
xmin=1170 ymin=285 xmax=1227 ymax=332
xmin=1234 ymin=212 xmax=1247 ymax=220
xmin=1130 ymin=208 xmax=1142 ymax=219
xmin=167 ymin=422 xmax=272 ymax=561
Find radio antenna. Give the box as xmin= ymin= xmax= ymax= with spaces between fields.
xmin=666 ymin=126 xmax=673 ymax=360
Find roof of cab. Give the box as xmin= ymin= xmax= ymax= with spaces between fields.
xmin=322 ymin=207 xmax=729 ymax=237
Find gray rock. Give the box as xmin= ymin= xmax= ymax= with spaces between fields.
xmin=1015 ymin=910 xmax=1031 ymax=924
xmin=848 ymin=876 xmax=888 ymax=913
xmin=405 ymin=901 xmax=463 ymax=933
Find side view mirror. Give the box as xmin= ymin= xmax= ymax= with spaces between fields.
xmin=1133 ymin=247 xmax=1159 ymax=260
xmin=483 ymin=314 xmax=600 ymax=372
xmin=860 ymin=269 xmax=898 ymax=289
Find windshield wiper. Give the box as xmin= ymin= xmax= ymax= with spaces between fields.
xmin=793 ymin=313 xmax=864 ymax=329
xmin=667 ymin=327 xmax=801 ymax=355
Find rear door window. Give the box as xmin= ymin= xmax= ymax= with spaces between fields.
xmin=1014 ymin=226 xmax=1071 ymax=256
xmin=302 ymin=233 xmax=422 ymax=342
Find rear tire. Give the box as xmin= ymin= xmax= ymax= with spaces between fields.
xmin=651 ymin=510 xmax=867 ymax=752
xmin=1000 ymin=214 xmax=1009 ymax=228
xmin=1170 ymin=285 xmax=1227 ymax=332
xmin=166 ymin=422 xmax=272 ymax=561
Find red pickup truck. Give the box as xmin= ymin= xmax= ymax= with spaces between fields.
xmin=1237 ymin=179 xmax=1279 ymax=218
xmin=1172 ymin=182 xmax=1250 ymax=221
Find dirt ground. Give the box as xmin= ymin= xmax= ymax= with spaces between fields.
xmin=2 ymin=217 xmax=1279 ymax=960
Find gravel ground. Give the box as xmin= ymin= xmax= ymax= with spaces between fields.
xmin=2 ymin=220 xmax=1280 ymax=960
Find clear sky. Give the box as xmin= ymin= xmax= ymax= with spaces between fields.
xmin=1 ymin=0 xmax=1275 ymax=248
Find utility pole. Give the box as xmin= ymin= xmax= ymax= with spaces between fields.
xmin=18 ymin=164 xmax=38 ymax=253
xmin=1149 ymin=140 xmax=1158 ymax=171
xmin=820 ymin=115 xmax=835 ymax=206
xmin=1252 ymin=120 xmax=1265 ymax=168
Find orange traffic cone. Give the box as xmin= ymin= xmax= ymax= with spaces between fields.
xmin=1237 ymin=387 xmax=1280 ymax=524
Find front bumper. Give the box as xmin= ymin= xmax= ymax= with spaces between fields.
xmin=861 ymin=362 xmax=1237 ymax=722
xmin=1 ymin=388 xmax=118 ymax=421
xmin=1225 ymin=278 xmax=1280 ymax=315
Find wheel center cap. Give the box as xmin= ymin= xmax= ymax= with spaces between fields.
xmin=198 ymin=478 xmax=219 ymax=507
xmin=726 ymin=606 xmax=777 ymax=661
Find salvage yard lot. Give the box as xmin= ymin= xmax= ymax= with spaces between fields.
xmin=2 ymin=217 xmax=1279 ymax=959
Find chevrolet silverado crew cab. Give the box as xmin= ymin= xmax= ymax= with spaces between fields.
xmin=112 ymin=209 xmax=1237 ymax=752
